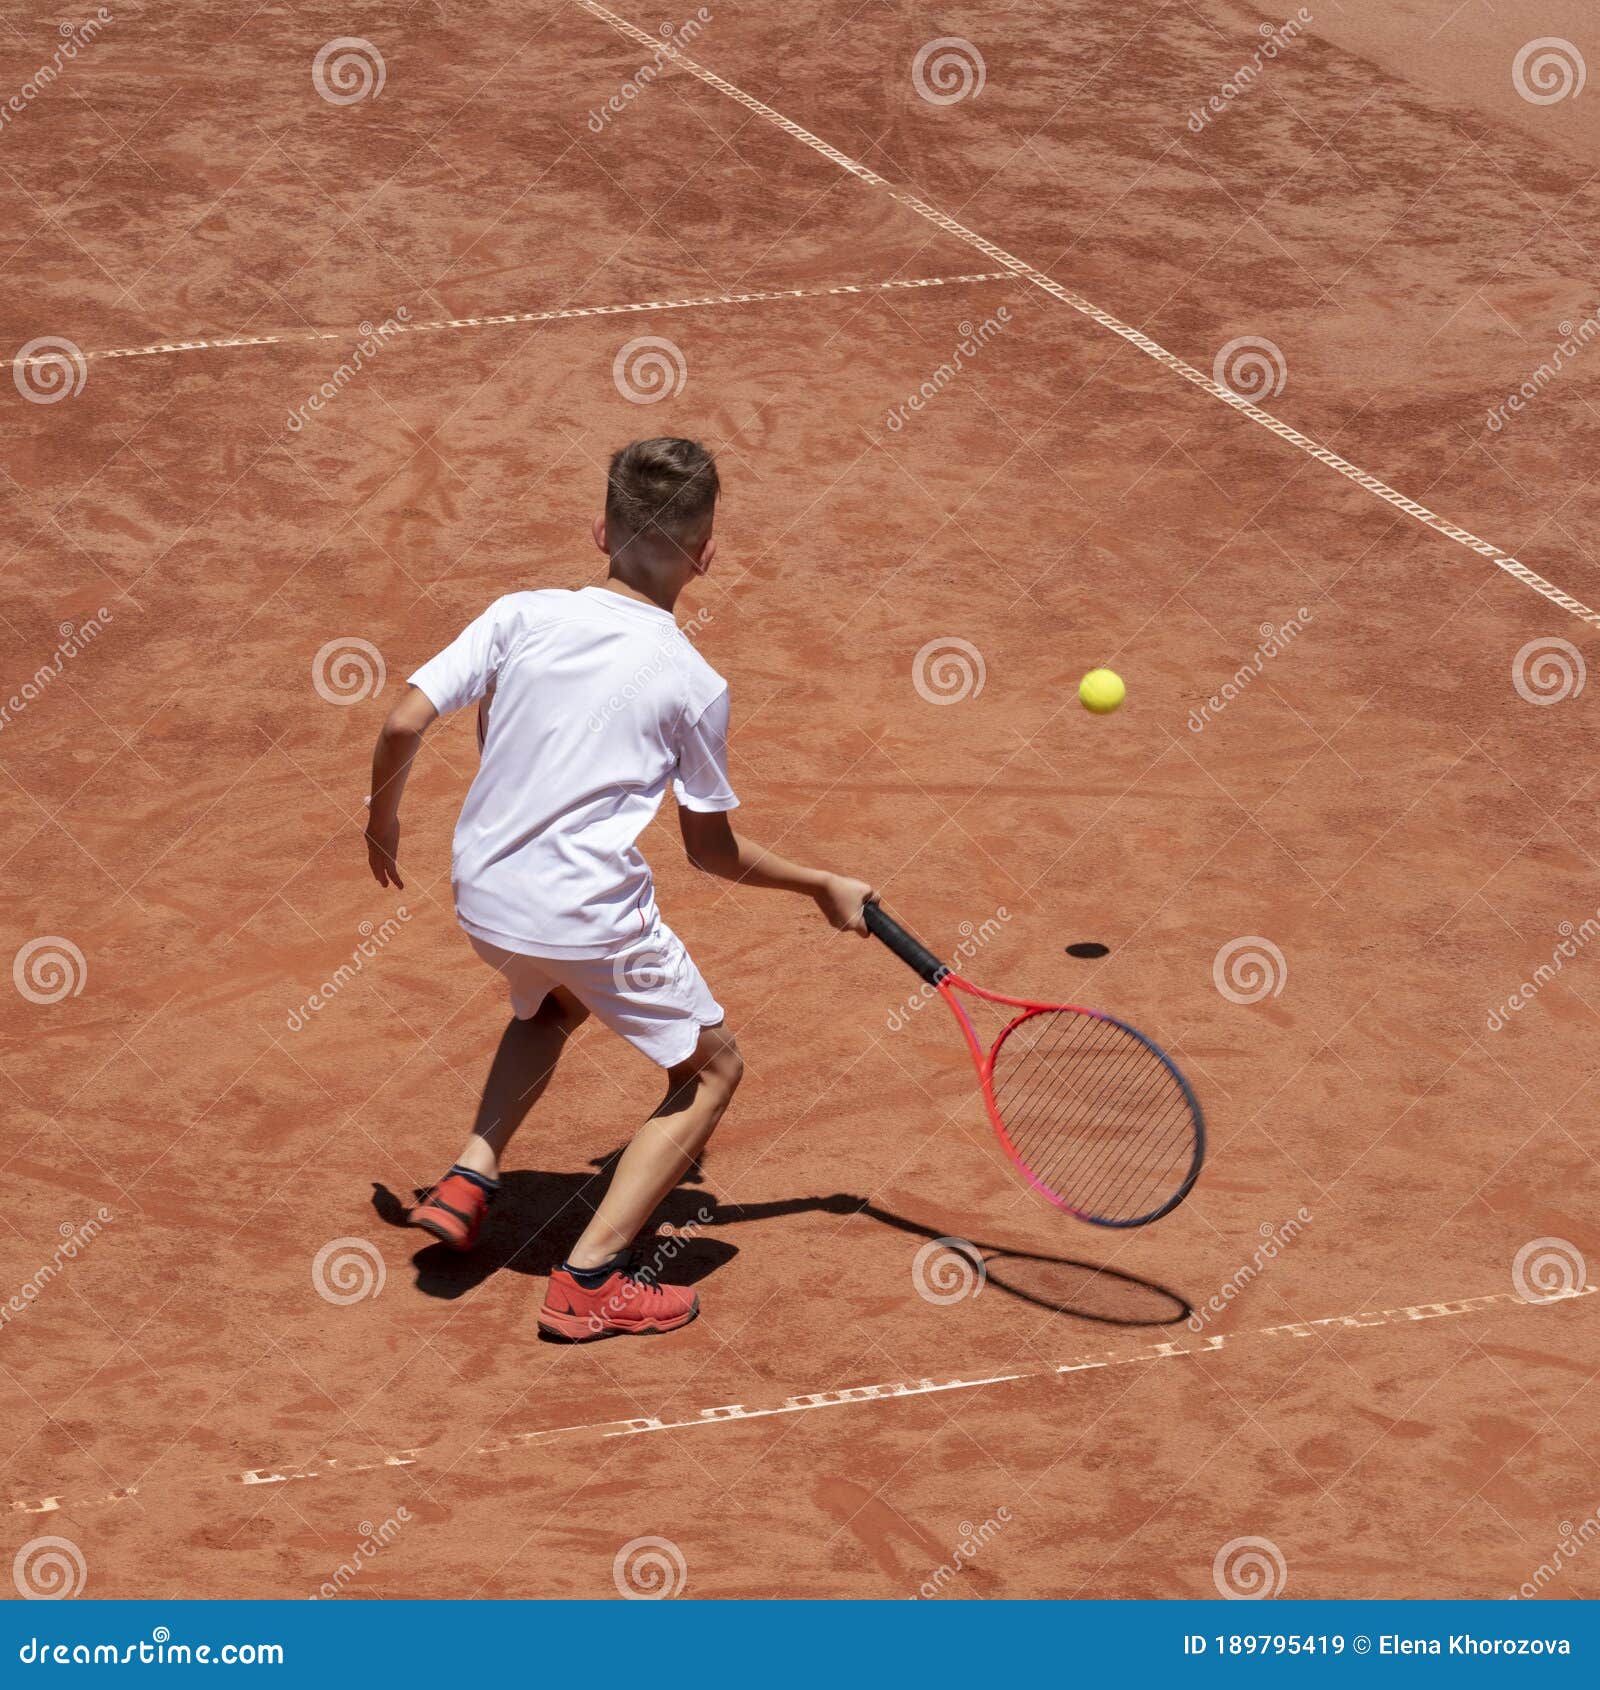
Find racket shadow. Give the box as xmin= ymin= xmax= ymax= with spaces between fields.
xmin=845 ymin=1200 xmax=1194 ymax=1328
xmin=371 ymin=1168 xmax=1191 ymax=1325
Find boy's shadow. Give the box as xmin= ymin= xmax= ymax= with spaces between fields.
xmin=372 ymin=1151 xmax=742 ymax=1300
xmin=373 ymin=1156 xmax=1191 ymax=1325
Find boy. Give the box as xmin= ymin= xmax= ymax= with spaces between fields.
xmin=364 ymin=437 xmax=873 ymax=1340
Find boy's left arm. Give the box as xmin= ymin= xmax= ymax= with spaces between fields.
xmin=365 ymin=685 xmax=438 ymax=889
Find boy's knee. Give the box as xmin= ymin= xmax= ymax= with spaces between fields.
xmin=697 ymin=1027 xmax=743 ymax=1097
xmin=716 ymin=1039 xmax=744 ymax=1094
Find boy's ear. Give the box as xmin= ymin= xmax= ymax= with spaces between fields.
xmin=692 ymin=534 xmax=716 ymax=576
xmin=592 ymin=513 xmax=610 ymax=555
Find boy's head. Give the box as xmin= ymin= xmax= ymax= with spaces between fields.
xmin=597 ymin=437 xmax=720 ymax=592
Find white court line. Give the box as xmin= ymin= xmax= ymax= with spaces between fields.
xmin=580 ymin=0 xmax=1600 ymax=631
xmin=8 ymin=1282 xmax=1591 ymax=1516
xmin=9 ymin=271 xmax=1017 ymax=371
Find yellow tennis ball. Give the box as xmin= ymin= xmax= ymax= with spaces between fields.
xmin=1078 ymin=668 xmax=1126 ymax=715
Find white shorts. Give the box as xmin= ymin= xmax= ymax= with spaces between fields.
xmin=467 ymin=924 xmax=724 ymax=1069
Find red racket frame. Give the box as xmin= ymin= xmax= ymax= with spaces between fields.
xmin=867 ymin=902 xmax=1205 ymax=1228
xmin=933 ymin=974 xmax=1115 ymax=1219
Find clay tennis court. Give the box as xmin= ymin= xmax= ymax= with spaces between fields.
xmin=4 ymin=0 xmax=1599 ymax=1602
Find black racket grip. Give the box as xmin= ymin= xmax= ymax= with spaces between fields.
xmin=864 ymin=900 xmax=949 ymax=985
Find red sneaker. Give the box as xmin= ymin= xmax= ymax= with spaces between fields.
xmin=407 ymin=1171 xmax=493 ymax=1251
xmin=537 ymin=1260 xmax=699 ymax=1341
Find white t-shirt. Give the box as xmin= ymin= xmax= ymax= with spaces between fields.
xmin=408 ymin=586 xmax=738 ymax=958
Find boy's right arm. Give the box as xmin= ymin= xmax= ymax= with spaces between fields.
xmin=366 ymin=685 xmax=438 ymax=889
xmin=677 ymin=807 xmax=874 ymax=935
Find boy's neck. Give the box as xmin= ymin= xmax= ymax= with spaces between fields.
xmin=599 ymin=574 xmax=681 ymax=616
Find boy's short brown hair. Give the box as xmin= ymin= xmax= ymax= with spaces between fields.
xmin=605 ymin=437 xmax=719 ymax=553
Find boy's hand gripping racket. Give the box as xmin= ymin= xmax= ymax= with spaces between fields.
xmin=863 ymin=900 xmax=1204 ymax=1227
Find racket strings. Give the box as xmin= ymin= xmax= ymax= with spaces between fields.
xmin=1051 ymin=1022 xmax=1194 ymax=1210
xmin=989 ymin=1007 xmax=1199 ymax=1225
xmin=1009 ymin=1030 xmax=1146 ymax=1182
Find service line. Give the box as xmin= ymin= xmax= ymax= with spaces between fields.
xmin=7 ymin=272 xmax=1019 ymax=373
xmin=577 ymin=0 xmax=1600 ymax=630
xmin=6 ymin=1282 xmax=1590 ymax=1517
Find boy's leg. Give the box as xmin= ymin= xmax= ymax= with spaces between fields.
xmin=409 ymin=987 xmax=587 ymax=1250
xmin=454 ymin=986 xmax=589 ymax=1180
xmin=565 ymin=1023 xmax=743 ymax=1270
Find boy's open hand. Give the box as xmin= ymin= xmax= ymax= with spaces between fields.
xmin=815 ymin=874 xmax=876 ymax=936
xmin=366 ymin=817 xmax=403 ymax=889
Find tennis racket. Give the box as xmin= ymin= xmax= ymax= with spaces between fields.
xmin=864 ymin=900 xmax=1204 ymax=1228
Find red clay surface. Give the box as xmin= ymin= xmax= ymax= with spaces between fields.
xmin=2 ymin=1 xmax=1598 ymax=1600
